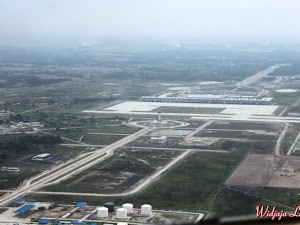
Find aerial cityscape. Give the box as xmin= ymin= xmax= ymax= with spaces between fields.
xmin=1 ymin=0 xmax=300 ymax=225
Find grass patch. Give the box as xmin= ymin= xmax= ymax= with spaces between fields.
xmin=207 ymin=121 xmax=283 ymax=132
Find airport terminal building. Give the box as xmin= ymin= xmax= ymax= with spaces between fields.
xmin=140 ymin=96 xmax=273 ymax=105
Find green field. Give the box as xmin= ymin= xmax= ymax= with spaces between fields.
xmin=31 ymin=151 xmax=244 ymax=214
xmin=207 ymin=121 xmax=284 ymax=132
xmin=46 ymin=125 xmax=140 ymax=142
xmin=44 ymin=148 xmax=181 ymax=194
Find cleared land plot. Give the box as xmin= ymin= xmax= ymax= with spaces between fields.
xmin=44 ymin=148 xmax=181 ymax=194
xmin=207 ymin=121 xmax=284 ymax=132
xmin=152 ymin=106 xmax=225 ymax=114
xmin=81 ymin=134 xmax=126 ymax=145
xmin=152 ymin=213 xmax=195 ymax=223
xmin=226 ymin=154 xmax=300 ymax=189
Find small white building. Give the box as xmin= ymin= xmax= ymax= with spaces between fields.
xmin=32 ymin=153 xmax=50 ymax=161
xmin=151 ymin=136 xmax=167 ymax=144
xmin=1 ymin=167 xmax=20 ymax=172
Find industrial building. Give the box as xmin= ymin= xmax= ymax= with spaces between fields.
xmin=151 ymin=136 xmax=167 ymax=144
xmin=14 ymin=204 xmax=35 ymax=217
xmin=141 ymin=96 xmax=273 ymax=105
xmin=32 ymin=153 xmax=50 ymax=161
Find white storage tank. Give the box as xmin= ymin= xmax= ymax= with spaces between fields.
xmin=141 ymin=204 xmax=152 ymax=215
xmin=116 ymin=208 xmax=127 ymax=219
xmin=122 ymin=203 xmax=133 ymax=213
xmin=97 ymin=207 xmax=108 ymax=218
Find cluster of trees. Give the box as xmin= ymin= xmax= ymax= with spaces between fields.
xmin=270 ymin=63 xmax=300 ymax=76
xmin=0 ymin=74 xmax=71 ymax=88
xmin=0 ymin=135 xmax=61 ymax=158
xmin=72 ymin=97 xmax=115 ymax=104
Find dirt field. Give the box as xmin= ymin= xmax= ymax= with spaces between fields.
xmin=226 ymin=154 xmax=300 ymax=189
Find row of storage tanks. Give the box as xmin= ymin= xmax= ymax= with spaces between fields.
xmin=97 ymin=202 xmax=152 ymax=219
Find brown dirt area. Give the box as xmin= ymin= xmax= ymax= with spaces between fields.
xmin=225 ymin=154 xmax=300 ymax=189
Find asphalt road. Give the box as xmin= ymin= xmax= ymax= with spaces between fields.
xmin=0 ymin=126 xmax=153 ymax=206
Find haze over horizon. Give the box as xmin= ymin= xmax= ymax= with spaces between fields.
xmin=0 ymin=0 xmax=299 ymax=44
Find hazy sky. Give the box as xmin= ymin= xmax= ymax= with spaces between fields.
xmin=0 ymin=0 xmax=299 ymax=42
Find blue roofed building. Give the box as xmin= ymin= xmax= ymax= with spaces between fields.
xmin=14 ymin=197 xmax=25 ymax=207
xmin=14 ymin=204 xmax=35 ymax=217
xmin=38 ymin=218 xmax=51 ymax=224
xmin=75 ymin=202 xmax=87 ymax=213
xmin=75 ymin=202 xmax=87 ymax=207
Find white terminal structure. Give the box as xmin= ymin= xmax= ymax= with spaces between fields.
xmin=122 ymin=203 xmax=133 ymax=214
xmin=116 ymin=208 xmax=128 ymax=219
xmin=141 ymin=204 xmax=152 ymax=215
xmin=97 ymin=207 xmax=109 ymax=218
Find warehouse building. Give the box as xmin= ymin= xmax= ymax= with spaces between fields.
xmin=32 ymin=153 xmax=50 ymax=161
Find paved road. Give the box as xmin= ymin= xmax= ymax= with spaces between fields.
xmin=0 ymin=126 xmax=153 ymax=206
xmin=83 ymin=110 xmax=300 ymax=124
xmin=19 ymin=103 xmax=58 ymax=115
xmin=275 ymin=123 xmax=289 ymax=156
xmin=286 ymin=131 xmax=300 ymax=155
xmin=232 ymin=65 xmax=283 ymax=90
xmin=185 ymin=120 xmax=213 ymax=140
xmin=34 ymin=150 xmax=193 ymax=197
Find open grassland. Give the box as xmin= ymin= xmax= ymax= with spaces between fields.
xmin=207 ymin=121 xmax=284 ymax=132
xmin=31 ymin=151 xmax=244 ymax=214
xmin=46 ymin=125 xmax=140 ymax=142
xmin=44 ymin=148 xmax=181 ymax=194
